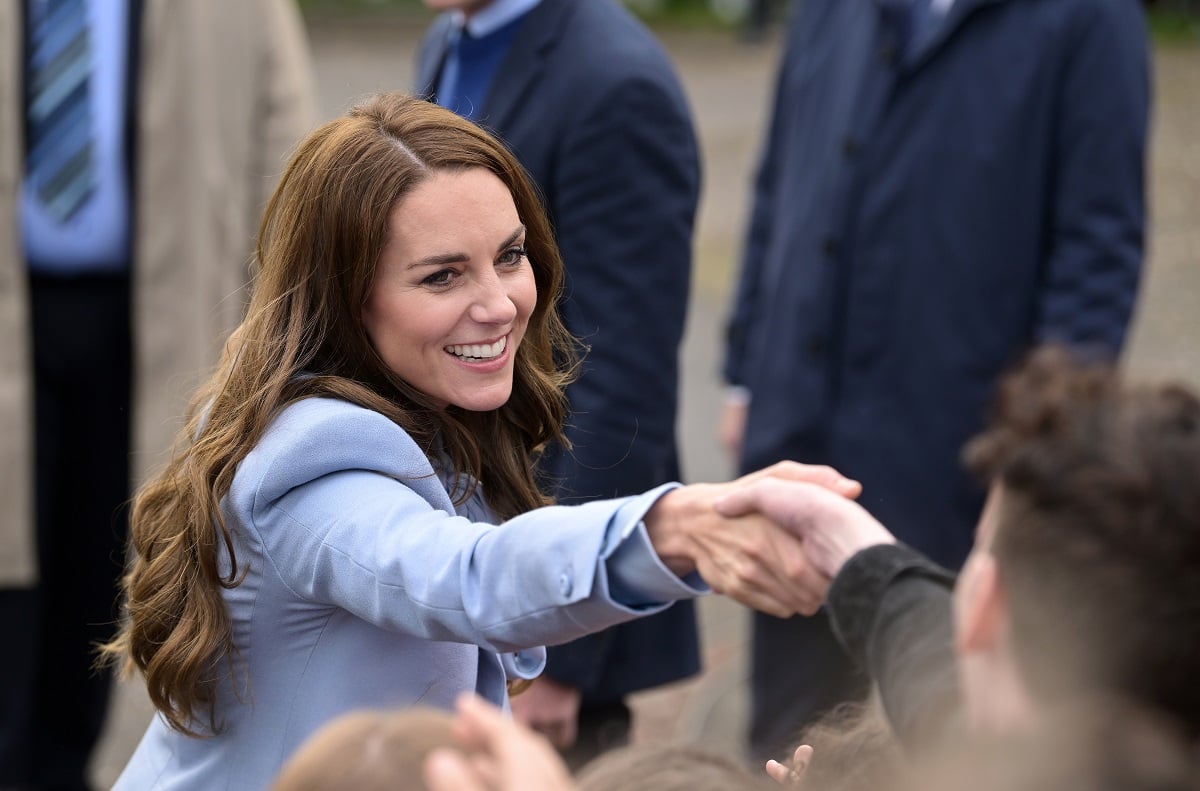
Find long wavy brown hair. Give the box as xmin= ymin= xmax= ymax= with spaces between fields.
xmin=100 ymin=93 xmax=577 ymax=736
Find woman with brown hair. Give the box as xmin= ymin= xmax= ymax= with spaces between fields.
xmin=102 ymin=93 xmax=848 ymax=790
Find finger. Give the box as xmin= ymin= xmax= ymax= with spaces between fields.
xmin=743 ymin=461 xmax=862 ymax=498
xmin=694 ymin=518 xmax=820 ymax=617
xmin=765 ymin=759 xmax=792 ymax=785
xmin=424 ymin=749 xmax=489 ymax=791
xmin=452 ymin=693 xmax=512 ymax=752
xmin=792 ymin=744 xmax=814 ymax=775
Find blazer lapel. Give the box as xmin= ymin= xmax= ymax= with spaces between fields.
xmin=480 ymin=0 xmax=573 ymax=132
xmin=416 ymin=14 xmax=455 ymax=99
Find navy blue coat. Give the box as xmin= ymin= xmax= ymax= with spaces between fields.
xmin=725 ymin=0 xmax=1149 ymax=568
xmin=417 ymin=0 xmax=701 ymax=702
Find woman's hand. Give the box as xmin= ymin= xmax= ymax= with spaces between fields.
xmin=715 ymin=478 xmax=895 ymax=581
xmin=643 ymin=462 xmax=862 ymax=618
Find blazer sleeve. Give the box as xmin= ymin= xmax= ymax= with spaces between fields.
xmin=232 ymin=403 xmax=703 ymax=655
xmin=541 ymin=71 xmax=699 ymax=505
xmin=1033 ymin=0 xmax=1149 ymax=357
xmin=826 ymin=544 xmax=965 ymax=754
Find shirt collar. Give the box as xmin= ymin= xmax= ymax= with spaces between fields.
xmin=454 ymin=0 xmax=542 ymax=38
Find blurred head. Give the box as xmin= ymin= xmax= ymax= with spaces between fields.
xmin=271 ymin=708 xmax=456 ymax=791
xmin=904 ymin=697 xmax=1200 ymax=791
xmin=954 ymin=346 xmax=1200 ymax=737
xmin=576 ymin=744 xmax=773 ymax=791
xmin=791 ymin=698 xmax=904 ymax=791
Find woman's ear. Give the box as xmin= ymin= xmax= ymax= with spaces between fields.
xmin=955 ymin=552 xmax=1005 ymax=656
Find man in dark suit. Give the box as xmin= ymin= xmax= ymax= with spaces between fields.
xmin=417 ymin=0 xmax=701 ymax=764
xmin=721 ymin=0 xmax=1149 ymax=763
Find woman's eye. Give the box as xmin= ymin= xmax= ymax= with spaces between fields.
xmin=422 ymin=269 xmax=456 ymax=287
xmin=498 ymin=246 xmax=527 ymax=266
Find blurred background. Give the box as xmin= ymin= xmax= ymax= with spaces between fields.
xmin=90 ymin=2 xmax=1199 ymax=786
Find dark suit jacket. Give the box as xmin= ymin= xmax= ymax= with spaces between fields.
xmin=417 ymin=0 xmax=701 ymax=702
xmin=724 ymin=0 xmax=1148 ymax=569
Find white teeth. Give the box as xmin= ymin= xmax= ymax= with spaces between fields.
xmin=446 ymin=336 xmax=507 ymax=361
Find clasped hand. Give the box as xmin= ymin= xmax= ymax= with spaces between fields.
xmin=644 ymin=462 xmax=894 ymax=618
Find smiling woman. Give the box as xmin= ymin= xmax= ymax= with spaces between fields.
xmin=364 ymin=168 xmax=538 ymax=412
xmin=98 ymin=92 xmax=852 ymax=791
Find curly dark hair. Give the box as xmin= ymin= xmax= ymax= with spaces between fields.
xmin=963 ymin=345 xmax=1200 ymax=737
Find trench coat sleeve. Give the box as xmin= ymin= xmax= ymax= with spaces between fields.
xmin=826 ymin=543 xmax=964 ymax=754
xmin=1033 ymin=1 xmax=1149 ymax=356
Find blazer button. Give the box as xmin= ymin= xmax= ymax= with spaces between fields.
xmin=559 ymin=572 xmax=573 ymax=598
xmin=843 ymin=137 xmax=862 ymax=158
xmin=878 ymin=43 xmax=898 ymax=65
xmin=821 ymin=237 xmax=839 ymax=258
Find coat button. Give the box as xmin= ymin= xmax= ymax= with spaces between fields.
xmin=878 ymin=43 xmax=898 ymax=65
xmin=821 ymin=236 xmax=839 ymax=258
xmin=843 ymin=137 xmax=862 ymax=157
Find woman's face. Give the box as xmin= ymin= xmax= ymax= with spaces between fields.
xmin=364 ymin=167 xmax=537 ymax=412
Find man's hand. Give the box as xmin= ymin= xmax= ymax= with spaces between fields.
xmin=644 ymin=462 xmax=862 ymax=617
xmin=716 ymin=478 xmax=895 ymax=580
xmin=509 ymin=676 xmax=582 ymax=749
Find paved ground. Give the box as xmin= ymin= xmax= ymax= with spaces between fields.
xmin=90 ymin=14 xmax=1200 ymax=786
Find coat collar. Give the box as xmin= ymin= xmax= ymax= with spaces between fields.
xmin=416 ymin=0 xmax=572 ymax=132
xmin=903 ymin=0 xmax=1010 ymax=67
xmin=478 ymin=0 xmax=572 ymax=132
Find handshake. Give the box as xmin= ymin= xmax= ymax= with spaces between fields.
xmin=641 ymin=462 xmax=897 ymax=618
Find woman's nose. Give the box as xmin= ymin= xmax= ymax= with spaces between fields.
xmin=468 ymin=273 xmax=518 ymax=325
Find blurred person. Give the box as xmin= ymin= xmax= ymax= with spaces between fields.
xmin=900 ymin=698 xmax=1200 ymax=791
xmin=766 ymin=697 xmax=903 ymax=790
xmin=576 ymin=743 xmax=775 ymax=791
xmin=720 ymin=0 xmax=1151 ymax=761
xmin=425 ymin=694 xmax=578 ymax=791
xmin=101 ymin=92 xmax=855 ymax=791
xmin=416 ymin=0 xmax=702 ymax=766
xmin=423 ymin=694 xmax=774 ymax=791
xmin=0 ymin=1 xmax=315 ymax=788
xmin=270 ymin=708 xmax=458 ymax=791
xmin=717 ymin=346 xmax=1200 ymax=753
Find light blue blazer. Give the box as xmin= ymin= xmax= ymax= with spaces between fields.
xmin=116 ymin=398 xmax=703 ymax=790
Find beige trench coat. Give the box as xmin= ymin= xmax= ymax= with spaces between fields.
xmin=0 ymin=0 xmax=317 ymax=585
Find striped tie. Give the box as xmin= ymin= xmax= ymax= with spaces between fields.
xmin=26 ymin=0 xmax=95 ymax=222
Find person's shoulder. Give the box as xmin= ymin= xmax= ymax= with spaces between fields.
xmin=236 ymin=398 xmax=434 ymax=504
xmin=548 ymin=0 xmax=684 ymax=89
xmin=1026 ymin=0 xmax=1146 ymax=35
